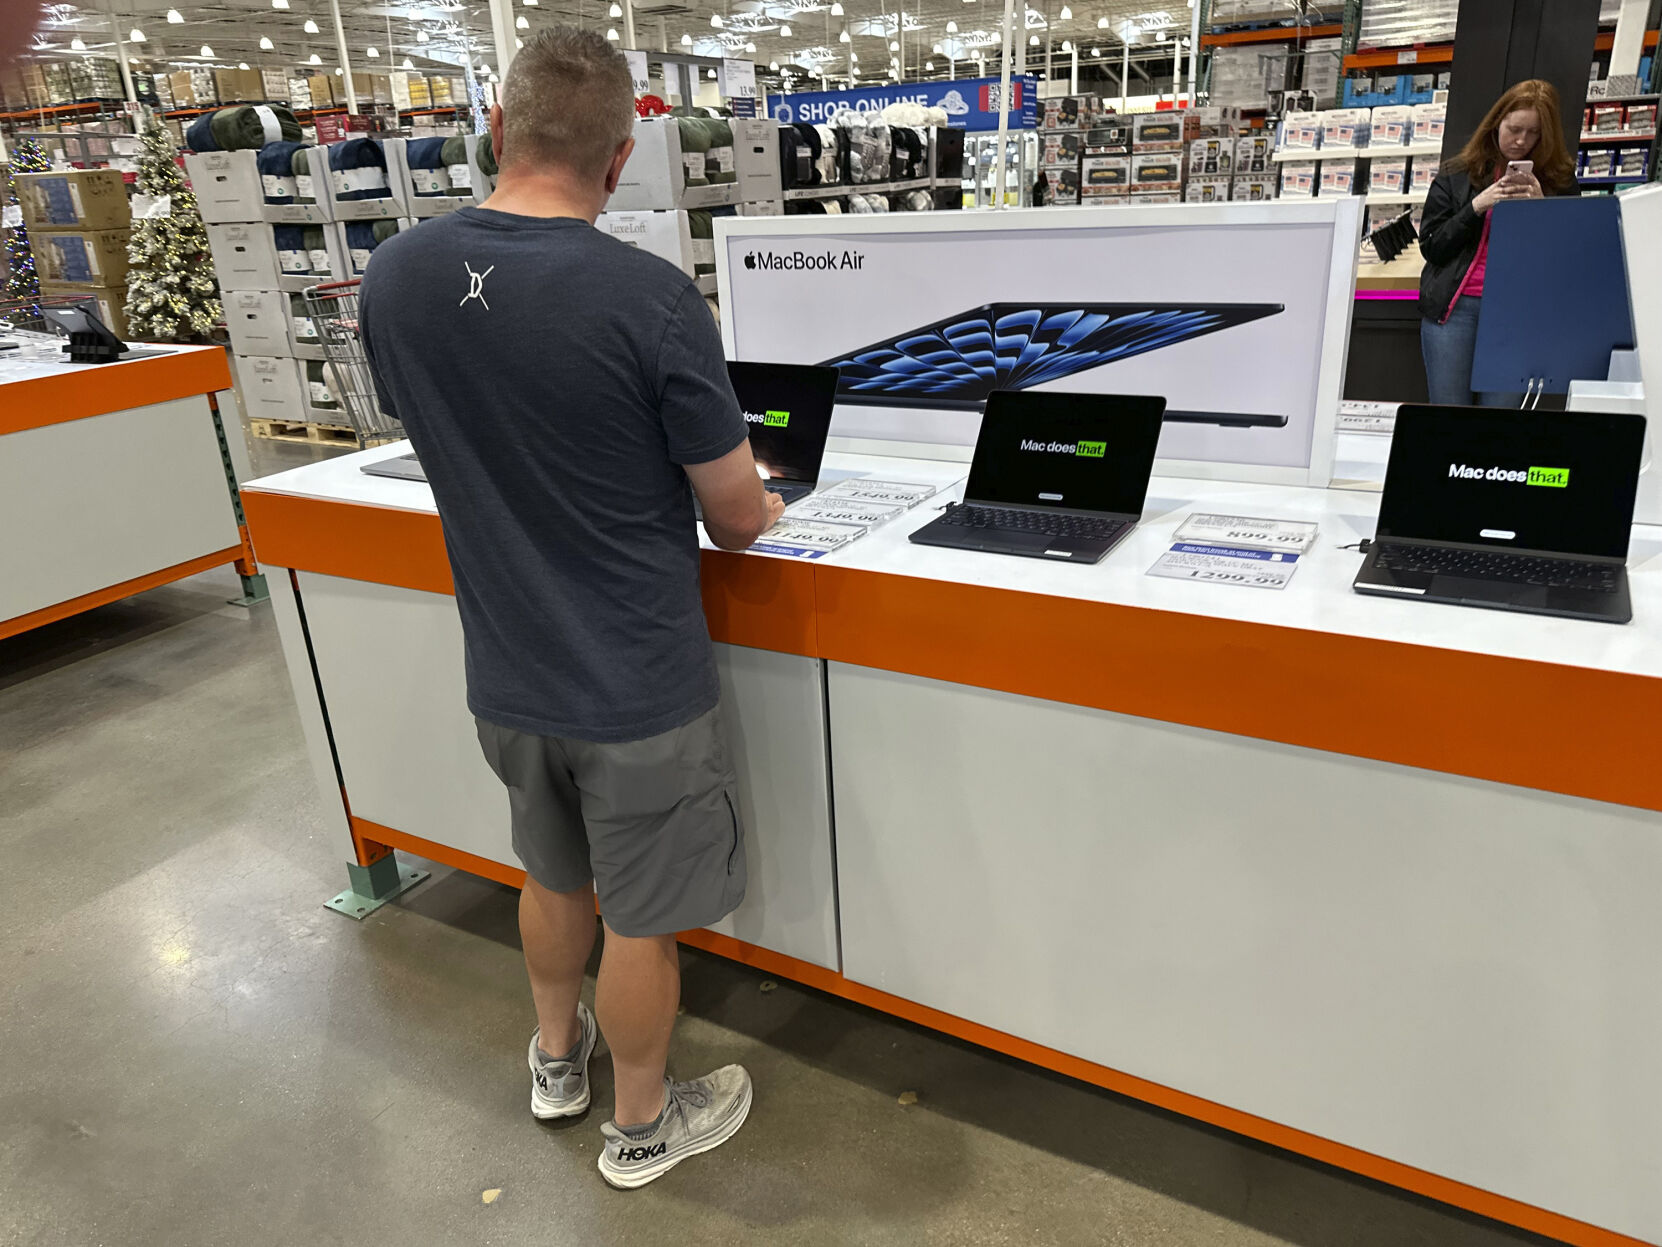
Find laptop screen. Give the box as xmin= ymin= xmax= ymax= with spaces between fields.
xmin=964 ymin=391 xmax=1167 ymax=515
xmin=726 ymin=361 xmax=840 ymax=486
xmin=1378 ymin=405 xmax=1645 ymax=558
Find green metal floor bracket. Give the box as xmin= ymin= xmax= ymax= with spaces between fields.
xmin=325 ymin=854 xmax=430 ymax=920
xmin=228 ymin=572 xmax=270 ymax=608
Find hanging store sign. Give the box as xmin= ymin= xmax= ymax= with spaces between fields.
xmin=769 ymin=74 xmax=1037 ymax=131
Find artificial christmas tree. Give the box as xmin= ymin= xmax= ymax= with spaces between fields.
xmin=2 ymin=137 xmax=48 ymax=307
xmin=125 ymin=123 xmax=220 ymax=340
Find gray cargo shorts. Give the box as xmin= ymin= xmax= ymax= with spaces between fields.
xmin=475 ymin=702 xmax=747 ymax=939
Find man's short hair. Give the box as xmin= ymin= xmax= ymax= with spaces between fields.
xmin=499 ymin=26 xmax=636 ymax=180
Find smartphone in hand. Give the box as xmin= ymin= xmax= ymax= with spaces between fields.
xmin=1506 ymin=159 xmax=1534 ymax=179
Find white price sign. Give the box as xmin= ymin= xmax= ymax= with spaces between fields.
xmin=720 ymin=58 xmax=757 ymax=99
xmin=1148 ymin=543 xmax=1301 ymax=590
xmin=1172 ymin=513 xmax=1318 ymax=552
xmin=623 ymin=49 xmax=650 ymax=96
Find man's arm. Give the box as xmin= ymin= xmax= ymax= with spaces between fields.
xmin=686 ymin=445 xmax=786 ymax=550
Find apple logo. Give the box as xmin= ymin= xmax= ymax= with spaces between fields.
xmin=744 ymin=253 xmax=757 ymax=270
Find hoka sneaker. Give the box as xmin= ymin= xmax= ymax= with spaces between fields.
xmin=597 ymin=1065 xmax=753 ymax=1189
xmin=527 ymin=1002 xmax=598 ymax=1120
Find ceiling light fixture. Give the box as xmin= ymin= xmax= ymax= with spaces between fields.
xmin=779 ymin=22 xmax=791 ymax=34
xmin=888 ymin=39 xmax=897 ymax=50
xmin=679 ymin=32 xmax=692 ymax=45
xmin=271 ymin=0 xmax=288 ymax=8
xmin=128 ymin=26 xmax=145 ymax=41
xmin=608 ymin=1 xmax=621 ymax=13
xmin=925 ymin=58 xmax=933 ymax=69
xmin=1060 ymin=39 xmax=1070 ymax=51
xmin=932 ymin=41 xmax=941 ymax=51
xmin=606 ymin=27 xmax=618 ymax=39
xmin=523 ymin=0 xmax=537 ymax=5
xmin=309 ymin=51 xmax=321 ymax=63
xmin=1090 ymin=45 xmax=1099 ymax=55
xmin=303 ymin=19 xmax=319 ymax=33
xmin=1097 ymin=15 xmax=1108 ymax=26
xmin=516 ymin=13 xmax=527 ymax=26
xmin=838 ymin=28 xmax=849 ymax=42
xmin=259 ymin=35 xmax=273 ymax=48
xmin=769 ymin=59 xmax=777 ymax=68
xmin=70 ymin=34 xmax=85 ymax=49
xmin=199 ymin=43 xmax=213 ymax=55
xmin=402 ymin=57 xmax=413 ymax=67
xmin=1028 ymin=33 xmax=1038 ymax=44
xmin=417 ymin=28 xmax=429 ymax=41
xmin=707 ymin=66 xmax=717 ymax=77
xmin=710 ymin=12 xmax=722 ymax=26
xmin=829 ymin=2 xmax=842 ymax=14
xmin=366 ymin=45 xmax=379 ymax=56
xmin=1059 ymin=4 xmax=1070 ymax=17
xmin=945 ymin=19 xmax=956 ymax=31
xmin=166 ymin=8 xmax=183 ymax=21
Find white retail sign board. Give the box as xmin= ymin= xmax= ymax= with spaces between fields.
xmin=715 ymin=201 xmax=1362 ymax=488
xmin=623 ymin=49 xmax=650 ymax=96
xmin=1616 ymin=184 xmax=1662 ymax=526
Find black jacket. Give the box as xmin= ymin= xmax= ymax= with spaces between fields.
xmin=1417 ymin=168 xmax=1578 ymax=322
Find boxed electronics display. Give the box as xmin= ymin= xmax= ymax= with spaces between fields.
xmin=1132 ymin=111 xmax=1192 ymax=152
xmin=1129 ymin=152 xmax=1183 ymax=189
xmin=1588 ymin=102 xmax=1626 ymax=134
xmin=1080 ymin=155 xmax=1129 ymax=191
xmin=1410 ymin=159 xmax=1435 ymax=192
xmin=1279 ymin=161 xmax=1317 ymax=197
xmin=1231 ymin=177 xmax=1276 ymax=201
xmin=1185 ymin=177 xmax=1230 ymax=203
xmin=32 ymin=229 xmax=130 ymax=285
xmin=1319 ymin=108 xmax=1370 ymax=150
xmin=1234 ymin=134 xmax=1272 ymax=173
xmin=1370 ymin=105 xmax=1413 ymax=147
xmin=1411 ymin=101 xmax=1446 ymax=145
xmin=1319 ymin=161 xmax=1357 ymax=197
xmin=1625 ymin=102 xmax=1658 ymax=134
xmin=1040 ymin=131 xmax=1085 ymax=167
xmin=1189 ymin=138 xmax=1232 ymax=176
xmin=1612 ymin=148 xmax=1650 ymax=178
xmin=14 ymin=168 xmax=131 ymax=231
xmin=1041 ymin=95 xmax=1099 ymax=129
xmin=1083 ymin=123 xmax=1131 ymax=154
xmin=1280 ymin=111 xmax=1323 ymax=150
xmin=1370 ymin=158 xmax=1408 ymax=194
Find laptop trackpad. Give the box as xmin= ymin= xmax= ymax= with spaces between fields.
xmin=994 ymin=532 xmax=1053 ymax=551
xmin=1436 ymin=575 xmax=1547 ymax=608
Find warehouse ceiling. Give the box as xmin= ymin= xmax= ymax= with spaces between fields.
xmin=14 ymin=0 xmax=1260 ymax=88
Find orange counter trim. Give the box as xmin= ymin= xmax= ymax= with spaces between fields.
xmin=347 ymin=816 xmax=1646 ymax=1247
xmin=0 ymin=546 xmax=246 ymax=642
xmin=0 ymin=347 xmax=233 ymax=436
xmin=815 ymin=566 xmax=1662 ymax=813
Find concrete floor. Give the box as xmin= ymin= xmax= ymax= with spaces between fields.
xmin=0 ymin=435 xmax=1562 ymax=1247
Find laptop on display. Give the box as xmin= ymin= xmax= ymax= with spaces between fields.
xmin=908 ymin=390 xmax=1166 ymax=563
xmin=724 ymin=360 xmax=840 ymax=505
xmin=1353 ymin=404 xmax=1645 ymax=624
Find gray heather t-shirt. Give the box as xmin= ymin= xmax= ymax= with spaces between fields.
xmin=359 ymin=208 xmax=747 ymax=743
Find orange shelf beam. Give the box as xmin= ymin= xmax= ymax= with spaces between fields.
xmin=1202 ymin=22 xmax=1341 ymax=47
xmin=1345 ymin=27 xmax=1656 ymax=71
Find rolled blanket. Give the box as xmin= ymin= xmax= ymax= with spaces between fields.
xmin=301 ymin=224 xmax=331 ymax=274
xmin=891 ymin=126 xmax=925 ymax=180
xmin=186 ymin=104 xmax=302 ymax=152
xmin=328 ymin=138 xmax=390 ymax=201
xmin=474 ymin=132 xmax=498 ymax=178
xmin=305 ymin=359 xmax=339 ymax=411
xmin=290 ymin=147 xmax=316 ymax=203
xmin=791 ymin=123 xmax=821 ymax=186
xmin=272 ymin=224 xmax=308 ymax=274
xmin=862 ymin=121 xmax=891 ymax=183
xmin=706 ymin=118 xmax=735 ymax=184
xmin=257 ymin=140 xmax=306 ymax=203
xmin=437 ymin=134 xmax=472 ymax=195
xmin=371 ymin=218 xmax=401 ymax=244
xmin=342 ymin=220 xmax=402 ymax=274
xmin=403 ymin=136 xmax=451 ymax=196
xmin=816 ymin=125 xmax=843 ymax=185
xmin=687 ymin=209 xmax=714 ymax=275
xmin=676 ymin=117 xmax=711 ymax=186
xmin=289 ymin=292 xmax=318 ymax=344
xmin=405 ymin=136 xmax=449 ymax=168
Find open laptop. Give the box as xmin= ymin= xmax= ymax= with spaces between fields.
xmin=1354 ymin=404 xmax=1645 ymax=624
xmin=725 ymin=360 xmax=840 ymax=505
xmin=817 ymin=302 xmax=1286 ymax=426
xmin=908 ymin=390 xmax=1166 ymax=563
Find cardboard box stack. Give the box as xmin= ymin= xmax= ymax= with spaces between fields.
xmin=1231 ymin=134 xmax=1274 ymax=200
xmin=1129 ymin=110 xmax=1197 ymax=204
xmin=14 ymin=168 xmax=134 ymax=334
xmin=1037 ymin=94 xmax=1099 ymax=206
xmin=1079 ymin=120 xmax=1130 ymax=206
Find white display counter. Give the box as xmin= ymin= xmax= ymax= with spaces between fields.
xmin=0 ymin=343 xmax=262 ymax=640
xmin=244 ymin=439 xmax=1662 ymax=1247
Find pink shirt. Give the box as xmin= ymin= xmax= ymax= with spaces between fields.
xmin=1458 ymin=210 xmax=1493 ymax=298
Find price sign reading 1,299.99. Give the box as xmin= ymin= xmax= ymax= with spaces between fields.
xmin=1146 ymin=543 xmax=1301 ymax=591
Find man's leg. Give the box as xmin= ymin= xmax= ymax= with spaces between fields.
xmin=520 ymin=876 xmax=599 ymax=1056
xmin=595 ymin=923 xmax=680 ymax=1126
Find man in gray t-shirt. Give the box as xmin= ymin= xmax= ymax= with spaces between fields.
xmin=360 ymin=27 xmax=783 ymax=1189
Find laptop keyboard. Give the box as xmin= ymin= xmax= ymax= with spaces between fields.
xmin=1375 ymin=542 xmax=1620 ymax=593
xmin=939 ymin=504 xmax=1128 ymax=542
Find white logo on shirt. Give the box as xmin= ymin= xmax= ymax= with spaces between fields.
xmin=459 ymin=262 xmax=495 ymax=310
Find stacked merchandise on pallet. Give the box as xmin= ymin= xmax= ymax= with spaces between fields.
xmin=1130 ymin=110 xmax=1196 ymax=204
xmin=13 ymin=167 xmax=134 ymax=335
xmin=1080 ymin=120 xmax=1131 ymax=206
xmin=1231 ymin=133 xmax=1275 ymax=200
xmin=1357 ymin=0 xmax=1458 ymax=48
xmin=1207 ymin=44 xmax=1277 ymax=111
xmin=1037 ymin=94 xmax=1099 ymax=205
xmin=189 ymin=135 xmax=437 ymax=438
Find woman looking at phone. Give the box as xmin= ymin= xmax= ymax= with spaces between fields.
xmin=1418 ymin=79 xmax=1580 ymax=405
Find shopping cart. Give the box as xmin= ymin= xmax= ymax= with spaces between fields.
xmin=302 ymin=279 xmax=405 ymax=447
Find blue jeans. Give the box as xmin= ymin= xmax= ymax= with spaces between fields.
xmin=1420 ymin=297 xmax=1525 ymax=407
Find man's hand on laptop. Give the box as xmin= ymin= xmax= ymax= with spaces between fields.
xmin=764 ymin=490 xmax=786 ymax=531
xmin=687 ymin=443 xmax=786 ymax=550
